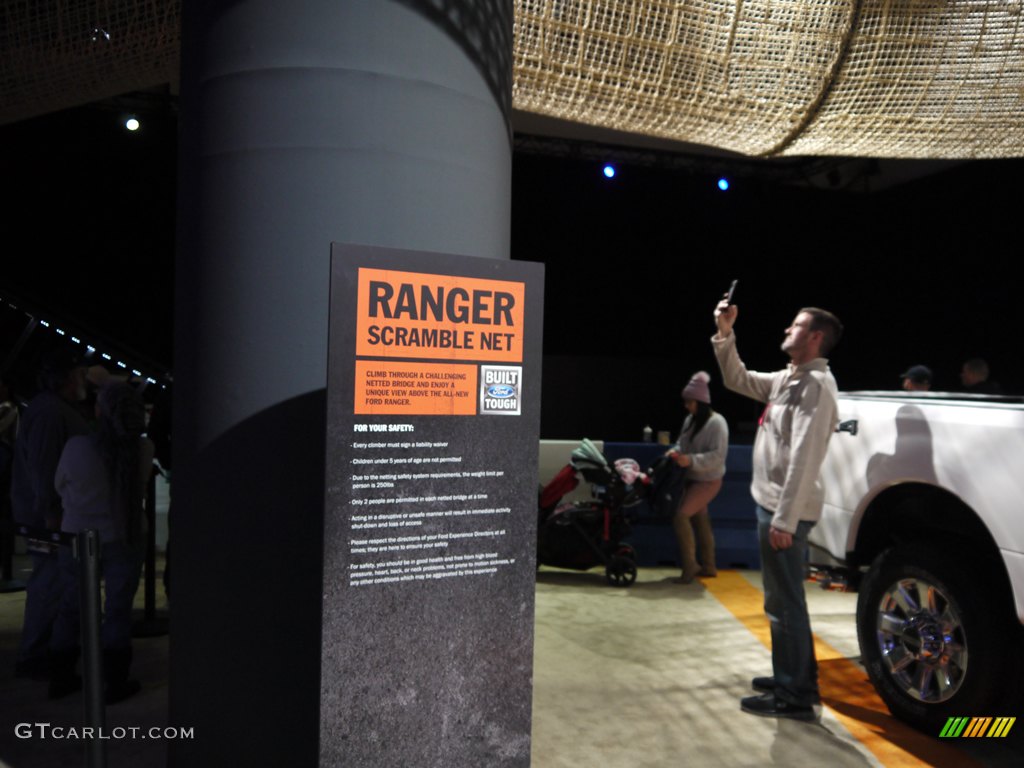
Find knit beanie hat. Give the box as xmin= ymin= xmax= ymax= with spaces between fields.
xmin=681 ymin=371 xmax=711 ymax=404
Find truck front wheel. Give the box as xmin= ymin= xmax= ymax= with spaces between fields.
xmin=857 ymin=543 xmax=1009 ymax=732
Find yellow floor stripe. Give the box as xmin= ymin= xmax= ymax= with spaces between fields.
xmin=703 ymin=570 xmax=983 ymax=768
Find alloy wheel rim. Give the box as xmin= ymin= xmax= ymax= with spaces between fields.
xmin=875 ymin=577 xmax=968 ymax=703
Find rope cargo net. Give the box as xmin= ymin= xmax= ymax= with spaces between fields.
xmin=2 ymin=0 xmax=1022 ymax=158
xmin=513 ymin=0 xmax=1024 ymax=157
xmin=0 ymin=0 xmax=180 ymax=123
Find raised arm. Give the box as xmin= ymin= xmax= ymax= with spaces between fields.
xmin=711 ymin=299 xmax=776 ymax=403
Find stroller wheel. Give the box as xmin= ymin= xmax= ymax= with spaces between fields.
xmin=605 ymin=555 xmax=637 ymax=587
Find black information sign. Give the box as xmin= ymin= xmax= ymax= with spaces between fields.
xmin=320 ymin=243 xmax=544 ymax=767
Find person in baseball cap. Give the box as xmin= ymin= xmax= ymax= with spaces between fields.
xmin=900 ymin=364 xmax=932 ymax=392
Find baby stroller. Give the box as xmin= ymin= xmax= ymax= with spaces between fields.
xmin=537 ymin=439 xmax=649 ymax=587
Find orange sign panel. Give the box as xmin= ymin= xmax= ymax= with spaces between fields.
xmin=354 ymin=360 xmax=478 ymax=416
xmin=355 ymin=268 xmax=525 ymax=362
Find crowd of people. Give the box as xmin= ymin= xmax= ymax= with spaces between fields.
xmin=899 ymin=358 xmax=1002 ymax=393
xmin=661 ymin=295 xmax=1006 ymax=722
xmin=3 ymin=348 xmax=155 ymax=704
xmin=0 ymin=310 xmax=1010 ymax=722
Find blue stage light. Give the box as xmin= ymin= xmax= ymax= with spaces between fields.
xmin=603 ymin=165 xmax=616 ymax=178
xmin=717 ymin=177 xmax=730 ymax=191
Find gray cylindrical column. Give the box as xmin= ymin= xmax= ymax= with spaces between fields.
xmin=170 ymin=2 xmax=512 ymax=765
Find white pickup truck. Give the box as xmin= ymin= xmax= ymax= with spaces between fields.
xmin=809 ymin=391 xmax=1024 ymax=732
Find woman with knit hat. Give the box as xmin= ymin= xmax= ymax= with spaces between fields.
xmin=669 ymin=371 xmax=728 ymax=584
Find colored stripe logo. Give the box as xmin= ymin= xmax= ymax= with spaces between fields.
xmin=939 ymin=716 xmax=1015 ymax=738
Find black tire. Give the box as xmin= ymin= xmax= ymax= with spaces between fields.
xmin=857 ymin=542 xmax=1016 ymax=732
xmin=605 ymin=555 xmax=637 ymax=587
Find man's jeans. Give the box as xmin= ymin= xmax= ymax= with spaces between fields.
xmin=51 ymin=540 xmax=142 ymax=652
xmin=756 ymin=506 xmax=819 ymax=707
xmin=18 ymin=552 xmax=61 ymax=663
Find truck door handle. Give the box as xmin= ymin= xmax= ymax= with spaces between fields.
xmin=837 ymin=419 xmax=858 ymax=436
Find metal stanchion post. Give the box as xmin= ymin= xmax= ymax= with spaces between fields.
xmin=77 ymin=529 xmax=107 ymax=768
xmin=144 ymin=471 xmax=156 ymax=617
xmin=0 ymin=517 xmax=26 ymax=592
xmin=133 ymin=469 xmax=167 ymax=637
xmin=0 ymin=443 xmax=24 ymax=592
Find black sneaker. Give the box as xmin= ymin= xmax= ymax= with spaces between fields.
xmin=105 ymin=679 xmax=142 ymax=705
xmin=15 ymin=657 xmax=50 ymax=681
xmin=740 ymin=693 xmax=819 ymax=722
xmin=751 ymin=676 xmax=776 ymax=693
xmin=47 ymin=675 xmax=82 ymax=700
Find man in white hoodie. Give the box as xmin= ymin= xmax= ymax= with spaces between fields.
xmin=711 ymin=299 xmax=841 ymax=722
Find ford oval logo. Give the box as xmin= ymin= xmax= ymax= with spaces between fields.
xmin=487 ymin=385 xmax=516 ymax=398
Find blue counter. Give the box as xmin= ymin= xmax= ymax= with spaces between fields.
xmin=603 ymin=442 xmax=760 ymax=570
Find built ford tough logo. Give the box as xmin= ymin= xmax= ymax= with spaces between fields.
xmin=480 ymin=366 xmax=522 ymax=415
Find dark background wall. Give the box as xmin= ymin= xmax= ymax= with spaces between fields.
xmin=512 ymin=152 xmax=1023 ymax=441
xmin=3 ymin=105 xmax=1021 ymax=443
